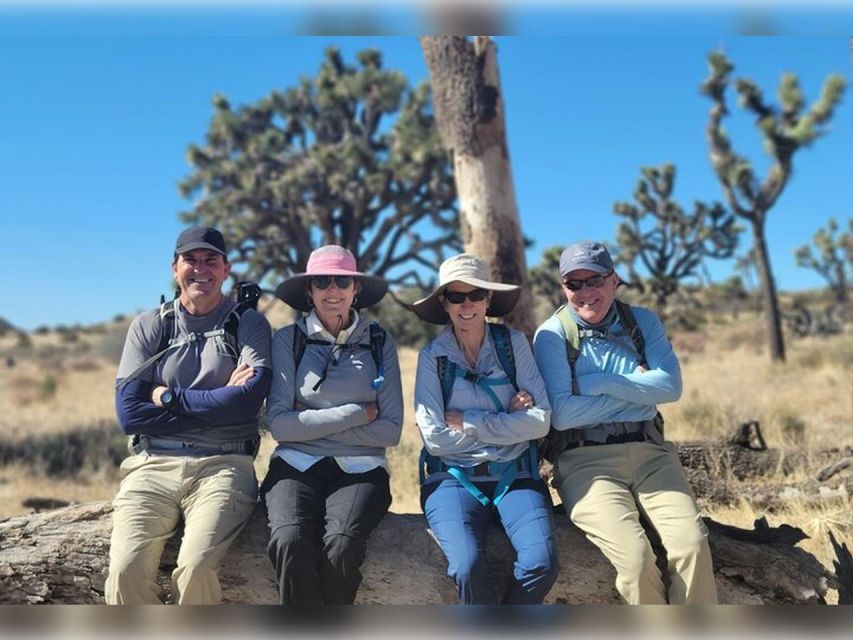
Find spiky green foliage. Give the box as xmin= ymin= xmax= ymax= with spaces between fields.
xmin=614 ymin=163 xmax=740 ymax=312
xmin=701 ymin=49 xmax=845 ymax=362
xmin=794 ymin=218 xmax=852 ymax=303
xmin=179 ymin=47 xmax=459 ymax=290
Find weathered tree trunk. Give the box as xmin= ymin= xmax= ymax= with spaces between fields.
xmin=751 ymin=218 xmax=786 ymax=361
xmin=0 ymin=501 xmax=835 ymax=604
xmin=420 ymin=36 xmax=535 ymax=337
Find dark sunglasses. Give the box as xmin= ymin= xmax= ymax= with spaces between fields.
xmin=443 ymin=288 xmax=489 ymax=304
xmin=311 ymin=275 xmax=354 ymax=290
xmin=562 ymin=272 xmax=613 ymax=291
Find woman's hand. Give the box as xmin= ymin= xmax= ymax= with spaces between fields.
xmin=444 ymin=410 xmax=464 ymax=432
xmin=226 ymin=363 xmax=254 ymax=387
xmin=509 ymin=389 xmax=534 ymax=412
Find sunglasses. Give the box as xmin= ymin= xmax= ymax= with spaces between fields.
xmin=443 ymin=288 xmax=489 ymax=304
xmin=562 ymin=272 xmax=613 ymax=291
xmin=311 ymin=275 xmax=354 ymax=290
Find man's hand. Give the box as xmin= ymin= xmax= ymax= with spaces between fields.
xmin=227 ymin=363 xmax=254 ymax=387
xmin=509 ymin=389 xmax=534 ymax=412
xmin=445 ymin=410 xmax=464 ymax=432
xmin=151 ymin=385 xmax=168 ymax=406
xmin=635 ymin=365 xmax=649 ymax=374
xmin=362 ymin=402 xmax=379 ymax=423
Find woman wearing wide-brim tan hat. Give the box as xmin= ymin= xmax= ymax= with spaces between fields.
xmin=411 ymin=253 xmax=559 ymax=605
xmin=263 ymin=245 xmax=403 ymax=605
xmin=410 ymin=254 xmax=521 ymax=325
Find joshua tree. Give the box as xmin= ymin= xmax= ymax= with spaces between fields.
xmin=614 ymin=163 xmax=739 ymax=313
xmin=180 ymin=47 xmax=459 ymax=291
xmin=794 ymin=217 xmax=852 ymax=304
xmin=701 ymin=50 xmax=845 ymax=361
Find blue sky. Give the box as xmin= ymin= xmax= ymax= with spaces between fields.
xmin=1 ymin=5 xmax=851 ymax=330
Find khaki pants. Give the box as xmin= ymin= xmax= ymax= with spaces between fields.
xmin=105 ymin=453 xmax=257 ymax=605
xmin=556 ymin=440 xmax=717 ymax=605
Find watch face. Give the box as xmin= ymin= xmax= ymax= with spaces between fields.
xmin=161 ymin=390 xmax=174 ymax=407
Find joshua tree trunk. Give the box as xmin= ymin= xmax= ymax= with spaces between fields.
xmin=420 ymin=36 xmax=535 ymax=337
xmin=751 ymin=218 xmax=786 ymax=362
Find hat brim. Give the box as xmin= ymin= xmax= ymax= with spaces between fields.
xmin=175 ymin=242 xmax=226 ymax=257
xmin=275 ymin=273 xmax=388 ymax=312
xmin=560 ymin=262 xmax=612 ymax=277
xmin=411 ymin=277 xmax=521 ymax=325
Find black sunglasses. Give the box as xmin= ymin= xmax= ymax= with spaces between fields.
xmin=443 ymin=288 xmax=489 ymax=304
xmin=311 ymin=275 xmax=354 ymax=290
xmin=562 ymin=272 xmax=613 ymax=291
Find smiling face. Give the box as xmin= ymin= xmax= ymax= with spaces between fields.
xmin=173 ymin=249 xmax=230 ymax=315
xmin=562 ymin=269 xmax=619 ymax=324
xmin=309 ymin=276 xmax=360 ymax=333
xmin=440 ymin=282 xmax=492 ymax=333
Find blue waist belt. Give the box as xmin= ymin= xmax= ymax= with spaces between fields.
xmin=419 ymin=443 xmax=540 ymax=507
xmin=130 ymin=434 xmax=257 ymax=456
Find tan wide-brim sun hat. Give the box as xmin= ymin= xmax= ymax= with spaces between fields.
xmin=411 ymin=253 xmax=521 ymax=325
xmin=275 ymin=245 xmax=388 ymax=312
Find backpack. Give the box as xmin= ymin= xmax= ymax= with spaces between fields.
xmin=541 ymin=299 xmax=665 ymax=463
xmin=116 ymin=281 xmax=261 ymax=391
xmin=291 ymin=320 xmax=387 ymax=392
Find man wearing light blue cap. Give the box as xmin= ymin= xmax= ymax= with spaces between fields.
xmin=533 ymin=240 xmax=717 ymax=604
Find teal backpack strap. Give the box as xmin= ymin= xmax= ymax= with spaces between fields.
xmin=446 ymin=467 xmax=492 ymax=507
xmin=555 ymin=305 xmax=581 ymax=395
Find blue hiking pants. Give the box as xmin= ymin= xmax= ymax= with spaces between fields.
xmin=422 ymin=476 xmax=559 ymax=605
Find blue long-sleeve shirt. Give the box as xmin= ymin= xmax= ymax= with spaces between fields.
xmin=414 ymin=324 xmax=551 ymax=468
xmin=533 ymin=303 xmax=681 ymax=432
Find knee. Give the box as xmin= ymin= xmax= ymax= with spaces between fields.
xmin=268 ymin=524 xmax=314 ymax=559
xmin=667 ymin=523 xmax=710 ymax=562
xmin=323 ymin=533 xmax=365 ymax=569
xmin=619 ymin=539 xmax=659 ymax=582
xmin=517 ymin=540 xmax=560 ymax=582
xmin=446 ymin=548 xmax=486 ymax=587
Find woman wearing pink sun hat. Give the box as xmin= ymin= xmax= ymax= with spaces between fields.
xmin=262 ymin=245 xmax=403 ymax=605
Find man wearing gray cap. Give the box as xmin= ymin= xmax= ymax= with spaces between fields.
xmin=106 ymin=226 xmax=271 ymax=604
xmin=533 ymin=241 xmax=716 ymax=604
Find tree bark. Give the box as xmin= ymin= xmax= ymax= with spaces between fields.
xmin=751 ymin=217 xmax=786 ymax=361
xmin=0 ymin=501 xmax=835 ymax=605
xmin=420 ymin=36 xmax=535 ymax=337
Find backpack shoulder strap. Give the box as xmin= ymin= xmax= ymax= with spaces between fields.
xmin=292 ymin=323 xmax=308 ymax=372
xmin=488 ymin=323 xmax=518 ymax=392
xmin=368 ymin=322 xmax=387 ymax=390
xmin=436 ymin=355 xmax=455 ymax=408
xmin=555 ymin=305 xmax=581 ymax=395
xmin=615 ymin=299 xmax=647 ymax=367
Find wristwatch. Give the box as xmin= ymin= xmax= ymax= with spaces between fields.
xmin=160 ymin=389 xmax=177 ymax=410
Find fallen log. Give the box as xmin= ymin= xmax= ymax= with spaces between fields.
xmin=0 ymin=501 xmax=834 ymax=605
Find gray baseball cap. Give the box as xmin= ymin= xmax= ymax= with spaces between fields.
xmin=559 ymin=241 xmax=614 ymax=277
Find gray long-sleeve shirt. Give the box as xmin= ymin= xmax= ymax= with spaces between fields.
xmin=266 ymin=313 xmax=404 ymax=460
xmin=414 ymin=324 xmax=551 ymax=468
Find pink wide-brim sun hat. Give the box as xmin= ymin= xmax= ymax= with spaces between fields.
xmin=275 ymin=245 xmax=388 ymax=312
xmin=411 ymin=253 xmax=520 ymax=325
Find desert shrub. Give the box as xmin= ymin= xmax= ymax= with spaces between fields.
xmin=68 ymin=357 xmax=102 ymax=372
xmin=679 ymin=399 xmax=720 ymax=435
xmin=15 ymin=332 xmax=32 ymax=351
xmin=0 ymin=422 xmax=127 ymax=476
xmin=671 ymin=331 xmax=707 ymax=355
xmin=93 ymin=325 xmax=130 ymax=364
xmin=33 ymin=326 xmax=50 ymax=335
xmin=39 ymin=374 xmax=58 ymax=399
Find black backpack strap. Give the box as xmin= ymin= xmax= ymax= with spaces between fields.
xmin=367 ymin=323 xmax=387 ymax=390
xmin=615 ymin=299 xmax=647 ymax=366
xmin=488 ymin=323 xmax=519 ymax=392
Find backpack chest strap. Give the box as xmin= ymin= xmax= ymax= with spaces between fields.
xmin=455 ymin=368 xmax=509 ymax=413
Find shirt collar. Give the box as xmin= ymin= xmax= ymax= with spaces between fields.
xmin=306 ymin=309 xmax=361 ymax=344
